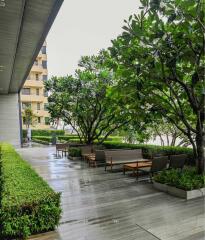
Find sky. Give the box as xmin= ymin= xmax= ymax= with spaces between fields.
xmin=47 ymin=0 xmax=141 ymax=77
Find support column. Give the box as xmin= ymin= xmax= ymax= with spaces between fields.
xmin=0 ymin=94 xmax=21 ymax=147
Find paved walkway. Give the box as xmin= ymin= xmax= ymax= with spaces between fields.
xmin=17 ymin=146 xmax=205 ymax=240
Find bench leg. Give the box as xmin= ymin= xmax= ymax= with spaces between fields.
xmin=136 ymin=168 xmax=139 ymax=182
xmin=105 ymin=164 xmax=107 ymax=171
xmin=123 ymin=167 xmax=125 ymax=175
xmin=111 ymin=164 xmax=113 ymax=172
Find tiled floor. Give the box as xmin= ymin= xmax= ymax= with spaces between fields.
xmin=17 ymin=146 xmax=205 ymax=240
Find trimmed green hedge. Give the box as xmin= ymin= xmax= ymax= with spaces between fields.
xmin=32 ymin=136 xmax=82 ymax=145
xmin=32 ymin=136 xmax=52 ymax=143
xmin=0 ymin=143 xmax=61 ymax=239
xmin=154 ymin=168 xmax=205 ymax=190
xmin=23 ymin=129 xmax=65 ymax=138
xmin=57 ymin=135 xmax=123 ymax=142
xmin=58 ymin=135 xmax=80 ymax=141
xmin=103 ymin=141 xmax=194 ymax=164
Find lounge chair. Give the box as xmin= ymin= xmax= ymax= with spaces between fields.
xmin=81 ymin=145 xmax=93 ymax=161
xmin=88 ymin=150 xmax=106 ymax=167
xmin=169 ymin=154 xmax=187 ymax=170
xmin=139 ymin=156 xmax=169 ymax=181
xmin=56 ymin=143 xmax=69 ymax=157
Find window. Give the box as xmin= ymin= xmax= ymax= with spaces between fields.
xmin=44 ymin=90 xmax=48 ymax=97
xmin=36 ymin=88 xmax=39 ymax=95
xmin=37 ymin=103 xmax=40 ymax=110
xmin=38 ymin=117 xmax=41 ymax=124
xmin=22 ymin=102 xmax=31 ymax=110
xmin=42 ymin=75 xmax=47 ymax=81
xmin=34 ymin=60 xmax=38 ymax=66
xmin=22 ymin=88 xmax=30 ymax=95
xmin=35 ymin=74 xmax=39 ymax=81
xmin=41 ymin=46 xmax=46 ymax=54
xmin=42 ymin=60 xmax=47 ymax=69
xmin=45 ymin=117 xmax=50 ymax=125
xmin=44 ymin=103 xmax=49 ymax=111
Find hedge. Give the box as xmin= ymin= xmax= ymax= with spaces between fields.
xmin=0 ymin=143 xmax=61 ymax=239
xmin=32 ymin=136 xmax=52 ymax=143
xmin=57 ymin=135 xmax=123 ymax=142
xmin=154 ymin=168 xmax=205 ymax=190
xmin=32 ymin=136 xmax=82 ymax=145
xmin=58 ymin=135 xmax=80 ymax=141
xmin=102 ymin=141 xmax=194 ymax=165
xmin=23 ymin=129 xmax=65 ymax=138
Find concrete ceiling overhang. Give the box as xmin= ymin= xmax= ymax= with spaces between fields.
xmin=0 ymin=0 xmax=63 ymax=94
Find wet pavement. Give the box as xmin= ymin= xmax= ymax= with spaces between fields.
xmin=16 ymin=146 xmax=205 ymax=240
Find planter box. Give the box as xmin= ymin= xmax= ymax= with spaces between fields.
xmin=68 ymin=156 xmax=82 ymax=161
xmin=153 ymin=181 xmax=205 ymax=200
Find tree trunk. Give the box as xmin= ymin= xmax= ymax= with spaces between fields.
xmin=195 ymin=130 xmax=205 ymax=174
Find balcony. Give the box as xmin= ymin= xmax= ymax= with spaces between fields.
xmin=23 ymin=79 xmax=44 ymax=88
xmin=21 ymin=95 xmax=45 ymax=102
xmin=31 ymin=64 xmax=43 ymax=73
xmin=33 ymin=110 xmax=50 ymax=117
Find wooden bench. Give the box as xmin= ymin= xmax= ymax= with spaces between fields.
xmin=87 ymin=150 xmax=106 ymax=168
xmin=56 ymin=143 xmax=69 ymax=157
xmin=104 ymin=149 xmax=145 ymax=172
xmin=81 ymin=146 xmax=93 ymax=161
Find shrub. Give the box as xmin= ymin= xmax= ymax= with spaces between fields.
xmin=58 ymin=135 xmax=81 ymax=141
xmin=154 ymin=168 xmax=205 ymax=191
xmin=102 ymin=141 xmax=194 ymax=164
xmin=0 ymin=143 xmax=61 ymax=239
xmin=69 ymin=147 xmax=82 ymax=157
xmin=23 ymin=129 xmax=65 ymax=138
xmin=32 ymin=136 xmax=52 ymax=143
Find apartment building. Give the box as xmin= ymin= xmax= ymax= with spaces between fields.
xmin=20 ymin=42 xmax=50 ymax=129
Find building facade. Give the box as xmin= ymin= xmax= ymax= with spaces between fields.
xmin=20 ymin=42 xmax=50 ymax=129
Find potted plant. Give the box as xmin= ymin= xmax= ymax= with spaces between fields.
xmin=68 ymin=147 xmax=82 ymax=160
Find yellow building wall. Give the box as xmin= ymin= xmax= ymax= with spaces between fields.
xmin=20 ymin=42 xmax=50 ymax=130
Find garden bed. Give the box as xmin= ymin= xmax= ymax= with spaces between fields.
xmin=153 ymin=181 xmax=205 ymax=200
xmin=0 ymin=143 xmax=61 ymax=239
xmin=153 ymin=169 xmax=205 ymax=200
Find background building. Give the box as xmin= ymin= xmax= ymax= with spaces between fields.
xmin=20 ymin=42 xmax=50 ymax=129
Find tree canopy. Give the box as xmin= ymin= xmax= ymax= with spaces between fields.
xmin=45 ymin=0 xmax=204 ymax=173
xmin=46 ymin=55 xmax=132 ymax=144
xmin=107 ymin=0 xmax=204 ymax=173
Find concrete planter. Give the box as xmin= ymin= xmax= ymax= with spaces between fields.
xmin=68 ymin=156 xmax=81 ymax=161
xmin=153 ymin=181 xmax=205 ymax=200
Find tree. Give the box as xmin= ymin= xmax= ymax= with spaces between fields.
xmin=143 ymin=119 xmax=191 ymax=147
xmin=22 ymin=108 xmax=36 ymax=129
xmin=45 ymin=55 xmax=130 ymax=144
xmin=108 ymin=0 xmax=205 ymax=173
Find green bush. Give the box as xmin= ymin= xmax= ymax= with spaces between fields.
xmin=103 ymin=141 xmax=194 ymax=164
xmin=69 ymin=147 xmax=82 ymax=157
xmin=32 ymin=136 xmax=52 ymax=143
xmin=105 ymin=136 xmax=123 ymax=142
xmin=32 ymin=136 xmax=83 ymax=145
xmin=23 ymin=129 xmax=65 ymax=138
xmin=58 ymin=135 xmax=80 ymax=141
xmin=154 ymin=168 xmax=205 ymax=191
xmin=0 ymin=143 xmax=61 ymax=239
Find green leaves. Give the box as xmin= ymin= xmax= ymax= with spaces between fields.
xmin=0 ymin=143 xmax=61 ymax=239
xmin=154 ymin=168 xmax=205 ymax=191
xmin=46 ymin=54 xmax=130 ymax=144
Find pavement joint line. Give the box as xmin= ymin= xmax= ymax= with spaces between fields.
xmin=136 ymin=223 xmax=162 ymax=240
